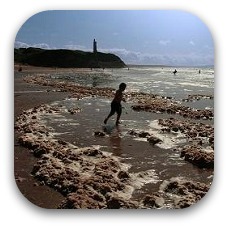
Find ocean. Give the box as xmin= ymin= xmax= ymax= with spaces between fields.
xmin=51 ymin=66 xmax=214 ymax=109
xmin=52 ymin=66 xmax=214 ymax=97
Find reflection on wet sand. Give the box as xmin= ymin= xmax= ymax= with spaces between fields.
xmin=109 ymin=125 xmax=122 ymax=156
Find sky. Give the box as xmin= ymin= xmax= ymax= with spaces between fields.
xmin=15 ymin=10 xmax=214 ymax=66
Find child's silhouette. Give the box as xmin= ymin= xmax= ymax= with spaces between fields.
xmin=104 ymin=83 xmax=127 ymax=126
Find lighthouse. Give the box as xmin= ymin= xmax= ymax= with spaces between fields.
xmin=93 ymin=39 xmax=97 ymax=53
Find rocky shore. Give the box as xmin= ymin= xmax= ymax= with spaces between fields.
xmin=14 ymin=67 xmax=213 ymax=209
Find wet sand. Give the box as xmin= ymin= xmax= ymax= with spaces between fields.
xmin=14 ymin=65 xmax=213 ymax=209
xmin=14 ymin=67 xmax=69 ymax=208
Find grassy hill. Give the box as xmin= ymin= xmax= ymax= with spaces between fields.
xmin=14 ymin=48 xmax=126 ymax=68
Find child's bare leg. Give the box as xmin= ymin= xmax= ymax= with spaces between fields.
xmin=104 ymin=112 xmax=114 ymax=124
xmin=116 ymin=114 xmax=121 ymax=125
xmin=104 ymin=117 xmax=109 ymax=124
xmin=115 ymin=106 xmax=122 ymax=125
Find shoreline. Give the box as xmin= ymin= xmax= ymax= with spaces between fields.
xmin=14 ymin=65 xmax=213 ymax=209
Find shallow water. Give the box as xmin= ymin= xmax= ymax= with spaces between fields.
xmin=41 ymin=96 xmax=213 ymax=200
xmin=50 ymin=66 xmax=214 ymax=100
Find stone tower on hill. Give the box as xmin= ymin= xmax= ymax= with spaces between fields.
xmin=93 ymin=39 xmax=97 ymax=53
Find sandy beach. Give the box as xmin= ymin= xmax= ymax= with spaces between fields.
xmin=14 ymin=65 xmax=214 ymax=209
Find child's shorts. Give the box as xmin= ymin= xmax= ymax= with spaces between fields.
xmin=111 ymin=101 xmax=122 ymax=115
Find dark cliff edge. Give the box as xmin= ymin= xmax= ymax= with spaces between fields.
xmin=14 ymin=48 xmax=126 ymax=68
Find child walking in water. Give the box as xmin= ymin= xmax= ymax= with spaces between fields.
xmin=104 ymin=83 xmax=127 ymax=126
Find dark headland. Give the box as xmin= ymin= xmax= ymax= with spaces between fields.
xmin=14 ymin=47 xmax=126 ymax=68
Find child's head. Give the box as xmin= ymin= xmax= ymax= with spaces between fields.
xmin=119 ymin=83 xmax=126 ymax=91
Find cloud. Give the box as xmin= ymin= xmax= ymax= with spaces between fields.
xmin=14 ymin=41 xmax=51 ymax=49
xmin=103 ymin=48 xmax=213 ymax=66
xmin=189 ymin=41 xmax=195 ymax=46
xmin=63 ymin=44 xmax=89 ymax=51
xmin=159 ymin=40 xmax=170 ymax=46
xmin=15 ymin=41 xmax=90 ymax=52
xmin=32 ymin=43 xmax=51 ymax=49
xmin=113 ymin=32 xmax=119 ymax=36
xmin=14 ymin=41 xmax=30 ymax=49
